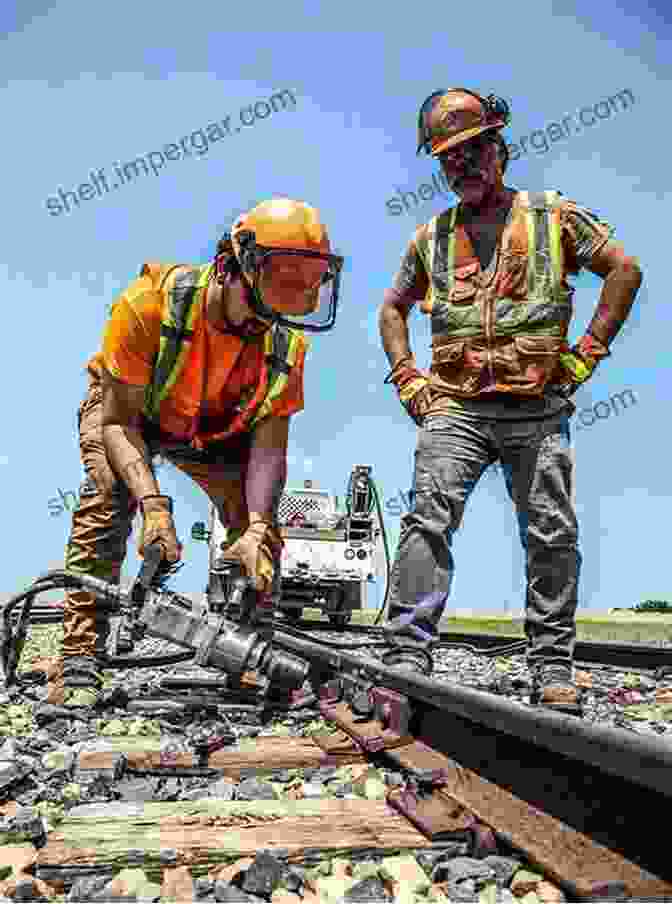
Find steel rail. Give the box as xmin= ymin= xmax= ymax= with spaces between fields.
xmin=267 ymin=626 xmax=672 ymax=799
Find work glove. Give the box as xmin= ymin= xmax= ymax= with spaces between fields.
xmin=558 ymin=334 xmax=611 ymax=397
xmin=222 ymin=521 xmax=282 ymax=592
xmin=138 ymin=495 xmax=182 ymax=563
xmin=384 ymin=357 xmax=433 ymax=426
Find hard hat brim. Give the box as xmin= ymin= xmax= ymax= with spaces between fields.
xmin=430 ymin=121 xmax=505 ymax=157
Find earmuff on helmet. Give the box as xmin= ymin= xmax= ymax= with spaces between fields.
xmin=213 ymin=199 xmax=345 ymax=333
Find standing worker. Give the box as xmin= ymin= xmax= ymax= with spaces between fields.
xmin=379 ymin=88 xmax=642 ymax=713
xmin=48 ymin=199 xmax=344 ymax=711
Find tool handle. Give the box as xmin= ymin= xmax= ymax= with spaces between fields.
xmin=131 ymin=540 xmax=167 ymax=604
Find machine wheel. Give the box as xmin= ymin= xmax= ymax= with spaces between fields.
xmin=328 ymin=611 xmax=352 ymax=629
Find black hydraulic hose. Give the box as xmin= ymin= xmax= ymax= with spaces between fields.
xmin=341 ymin=473 xmax=390 ymax=625
xmin=0 ymin=569 xmax=79 ymax=679
xmin=272 ymin=620 xmax=528 ymax=658
xmin=4 ymin=573 xmax=526 ymax=663
xmin=359 ymin=477 xmax=524 ymax=643
xmin=0 ymin=589 xmax=41 ymax=684
xmin=370 ymin=480 xmax=392 ymax=626
xmin=0 ymin=572 xmax=199 ymax=685
xmin=0 ymin=562 xmax=526 ymax=687
xmin=348 ymin=476 xmax=527 ymax=646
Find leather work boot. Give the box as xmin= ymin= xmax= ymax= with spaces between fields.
xmin=61 ymin=656 xmax=106 ymax=711
xmin=531 ymin=663 xmax=583 ymax=716
xmin=383 ymin=591 xmax=447 ymax=646
xmin=43 ymin=617 xmax=111 ymax=707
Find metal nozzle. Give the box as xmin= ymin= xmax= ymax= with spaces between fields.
xmin=204 ymin=619 xmax=308 ymax=693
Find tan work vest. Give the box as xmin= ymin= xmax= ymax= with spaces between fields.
xmin=415 ymin=191 xmax=573 ymax=398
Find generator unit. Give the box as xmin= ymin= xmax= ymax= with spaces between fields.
xmin=192 ymin=465 xmax=384 ymax=627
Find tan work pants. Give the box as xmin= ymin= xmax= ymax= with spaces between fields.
xmin=63 ymin=378 xmax=260 ymax=658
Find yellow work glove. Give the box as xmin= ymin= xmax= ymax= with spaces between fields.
xmin=138 ymin=495 xmax=182 ymax=563
xmin=384 ymin=357 xmax=433 ymax=426
xmin=558 ymin=334 xmax=611 ymax=396
xmin=222 ymin=521 xmax=280 ymax=592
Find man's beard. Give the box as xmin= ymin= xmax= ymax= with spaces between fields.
xmin=453 ymin=167 xmax=486 ymax=193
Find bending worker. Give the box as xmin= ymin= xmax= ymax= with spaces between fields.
xmin=49 ymin=199 xmax=344 ymax=710
xmin=380 ymin=88 xmax=642 ymax=714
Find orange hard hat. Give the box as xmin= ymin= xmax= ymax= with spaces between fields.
xmin=416 ymin=88 xmax=510 ymax=157
xmin=226 ymin=198 xmax=344 ymax=332
xmin=232 ymin=199 xmax=331 ymax=316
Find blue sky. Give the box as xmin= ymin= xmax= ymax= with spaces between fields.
xmin=1 ymin=0 xmax=669 ymax=615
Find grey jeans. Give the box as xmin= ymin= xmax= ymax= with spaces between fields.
xmin=387 ymin=410 xmax=581 ymax=668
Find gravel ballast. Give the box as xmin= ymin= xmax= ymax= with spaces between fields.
xmin=0 ymin=621 xmax=669 ymax=901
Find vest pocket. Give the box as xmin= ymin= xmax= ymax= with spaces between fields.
xmin=495 ymin=251 xmax=528 ymax=299
xmin=514 ymin=335 xmax=563 ymax=355
xmin=511 ymin=335 xmax=564 ymax=393
xmin=430 ymin=340 xmax=475 ymax=393
xmin=445 ymin=262 xmax=479 ymax=305
xmin=433 ymin=340 xmax=466 ymax=365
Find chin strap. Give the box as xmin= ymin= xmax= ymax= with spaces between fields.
xmin=214 ymin=300 xmax=270 ymax=339
xmin=246 ymin=280 xmax=279 ymax=325
xmin=214 ymin=271 xmax=274 ymax=338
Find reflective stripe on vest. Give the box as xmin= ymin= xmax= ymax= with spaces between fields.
xmin=417 ymin=190 xmax=563 ymax=308
xmin=143 ymin=262 xmax=304 ymax=427
xmin=144 ymin=264 xmax=210 ymax=421
xmin=250 ymin=325 xmax=302 ymax=426
xmin=525 ymin=191 xmax=563 ymax=302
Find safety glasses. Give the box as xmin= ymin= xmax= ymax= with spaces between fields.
xmin=236 ymin=233 xmax=345 ymax=333
xmin=239 ymin=243 xmax=344 ymax=284
xmin=437 ymin=133 xmax=493 ymax=168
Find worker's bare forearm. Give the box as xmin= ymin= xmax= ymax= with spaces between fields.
xmin=102 ymin=424 xmax=160 ymax=501
xmin=246 ymin=419 xmax=290 ymax=525
xmin=585 ymin=262 xmax=643 ymax=350
xmin=379 ymin=301 xmax=414 ymax=368
xmin=246 ymin=453 xmax=287 ymax=526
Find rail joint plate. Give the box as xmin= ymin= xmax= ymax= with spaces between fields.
xmin=387 ymin=786 xmax=476 ymax=841
xmin=318 ymin=699 xmax=413 ymax=753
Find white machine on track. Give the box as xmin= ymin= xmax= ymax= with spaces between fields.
xmin=192 ymin=465 xmax=387 ymax=627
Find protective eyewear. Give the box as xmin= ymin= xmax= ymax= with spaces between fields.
xmin=437 ymin=133 xmax=493 ymax=168
xmin=236 ymin=231 xmax=345 ymax=333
